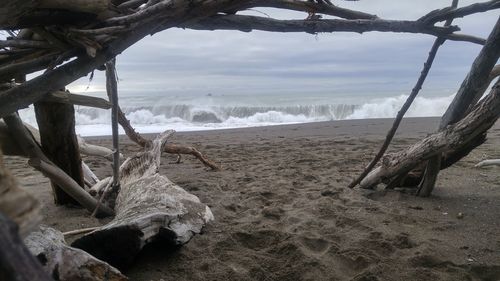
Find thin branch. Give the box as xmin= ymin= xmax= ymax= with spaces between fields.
xmin=62 ymin=227 xmax=99 ymax=236
xmin=0 ymin=39 xmax=51 ymax=49
xmin=349 ymin=0 xmax=460 ymax=189
xmin=0 ymin=52 xmax=60 ymax=82
xmin=238 ymin=0 xmax=377 ymax=20
xmin=184 ymin=14 xmax=460 ymax=36
xmin=418 ymin=0 xmax=500 ymax=25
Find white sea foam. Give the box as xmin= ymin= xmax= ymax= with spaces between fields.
xmin=18 ymin=93 xmax=454 ymax=136
xmin=346 ymin=94 xmax=455 ymax=120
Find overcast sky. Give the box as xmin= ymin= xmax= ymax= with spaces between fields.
xmin=68 ymin=1 xmax=499 ymax=98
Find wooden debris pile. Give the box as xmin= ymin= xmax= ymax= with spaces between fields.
xmin=0 ymin=0 xmax=500 ymax=279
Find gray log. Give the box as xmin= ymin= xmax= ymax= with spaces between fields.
xmin=72 ymin=130 xmax=214 ymax=268
xmin=25 ymin=226 xmax=127 ymax=281
xmin=360 ymin=80 xmax=500 ymax=189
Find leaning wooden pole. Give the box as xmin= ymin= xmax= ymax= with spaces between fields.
xmin=106 ymin=59 xmax=121 ymax=190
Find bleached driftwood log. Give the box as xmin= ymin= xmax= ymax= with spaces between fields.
xmin=25 ymin=226 xmax=127 ymax=281
xmin=72 ymin=130 xmax=214 ymax=268
xmin=0 ymin=212 xmax=51 ymax=281
xmin=360 ymin=81 xmax=500 ymax=189
xmin=82 ymin=161 xmax=99 ymax=188
xmin=475 ymin=159 xmax=500 ymax=167
xmin=77 ymin=135 xmax=122 ymax=161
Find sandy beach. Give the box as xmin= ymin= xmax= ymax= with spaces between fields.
xmin=5 ymin=117 xmax=500 ymax=281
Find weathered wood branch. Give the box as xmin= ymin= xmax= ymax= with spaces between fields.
xmin=237 ymin=0 xmax=377 ymax=20
xmin=1 ymin=0 xmax=496 ymax=117
xmin=3 ymin=113 xmax=114 ymax=217
xmin=82 ymin=161 xmax=99 ymax=188
xmin=25 ymin=226 xmax=127 ymax=281
xmin=0 ymin=212 xmax=52 ymax=281
xmin=0 ymin=52 xmax=61 ymax=82
xmin=106 ymin=59 xmax=121 ymax=189
xmin=418 ymin=0 xmax=500 ymax=25
xmin=0 ymin=39 xmax=52 ymax=49
xmin=44 ymin=91 xmax=111 ymax=109
xmin=349 ymin=0 xmax=459 ymax=189
xmin=475 ymin=159 xmax=500 ymax=167
xmin=360 ymin=80 xmax=500 ymax=189
xmin=185 ymin=15 xmax=460 ymax=36
xmin=418 ymin=18 xmax=500 ymax=196
xmin=72 ymin=131 xmax=214 ymax=268
xmin=35 ymin=100 xmax=85 ymax=205
xmin=165 ymin=144 xmax=221 ymax=171
xmin=77 ymin=135 xmax=117 ymax=161
xmin=28 ymin=158 xmax=114 ymax=217
xmin=441 ymin=18 xmax=500 ymax=128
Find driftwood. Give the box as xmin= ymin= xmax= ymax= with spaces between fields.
xmin=0 ymin=212 xmax=51 ymax=281
xmin=44 ymin=90 xmax=112 ymax=109
xmin=103 ymin=61 xmax=220 ymax=171
xmin=1 ymin=1 xmax=498 ymax=118
xmin=475 ymin=159 xmax=500 ymax=167
xmin=34 ymin=100 xmax=84 ymax=205
xmin=3 ymin=113 xmax=114 ymax=217
xmin=418 ymin=19 xmax=500 ymax=196
xmin=24 ymin=226 xmax=127 ymax=281
xmin=360 ymin=80 xmax=500 ymax=189
xmin=77 ymin=135 xmax=117 ymax=161
xmin=82 ymin=161 xmax=99 ymax=188
xmin=348 ymin=0 xmax=459 ymax=189
xmin=73 ymin=131 xmax=214 ymax=268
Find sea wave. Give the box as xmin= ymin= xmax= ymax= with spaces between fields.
xmin=18 ymin=94 xmax=454 ymax=136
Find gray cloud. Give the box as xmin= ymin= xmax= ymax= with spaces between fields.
xmin=68 ymin=1 xmax=499 ymax=99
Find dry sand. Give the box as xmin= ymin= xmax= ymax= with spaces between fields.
xmin=5 ymin=117 xmax=500 ymax=281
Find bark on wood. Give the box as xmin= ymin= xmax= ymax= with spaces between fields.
xmin=3 ymin=113 xmax=114 ymax=217
xmin=440 ymin=18 xmax=500 ymax=128
xmin=25 ymin=226 xmax=127 ymax=281
xmin=72 ymin=130 xmax=214 ymax=268
xmin=106 ymin=59 xmax=121 ymax=188
xmin=0 ymin=147 xmax=41 ymax=237
xmin=39 ymin=0 xmax=113 ymax=17
xmin=418 ymin=18 xmax=500 ymax=196
xmin=43 ymin=91 xmax=112 ymax=109
xmin=360 ymin=81 xmax=500 ymax=189
xmin=34 ymin=101 xmax=84 ymax=205
xmin=0 ymin=211 xmax=52 ymax=281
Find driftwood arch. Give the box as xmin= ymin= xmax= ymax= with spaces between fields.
xmin=0 ymin=0 xmax=499 ymax=279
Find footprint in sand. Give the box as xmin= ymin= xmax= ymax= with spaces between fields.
xmin=298 ymin=237 xmax=331 ymax=255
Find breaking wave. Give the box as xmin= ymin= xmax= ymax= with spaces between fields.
xmin=18 ymin=94 xmax=454 ymax=136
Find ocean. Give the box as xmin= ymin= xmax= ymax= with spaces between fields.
xmin=19 ymin=91 xmax=454 ymax=136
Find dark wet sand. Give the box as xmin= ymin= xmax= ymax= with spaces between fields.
xmin=5 ymin=117 xmax=500 ymax=281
